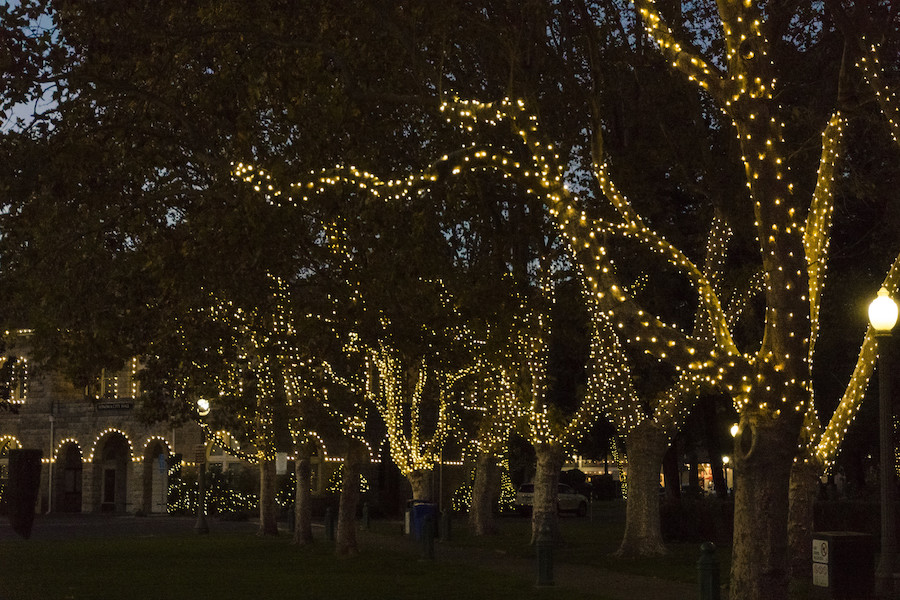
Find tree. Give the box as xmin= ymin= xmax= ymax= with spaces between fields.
xmin=1 ymin=0 xmax=456 ymax=395
xmin=785 ymin=1 xmax=900 ymax=574
xmin=465 ymin=372 xmax=520 ymax=536
xmin=335 ymin=438 xmax=369 ymax=556
xmin=431 ymin=0 xmax=897 ymax=592
xmin=142 ymin=278 xmax=305 ymax=535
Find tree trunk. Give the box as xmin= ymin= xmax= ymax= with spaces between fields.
xmin=700 ymin=394 xmax=729 ymax=499
xmin=258 ymin=457 xmax=278 ymax=536
xmin=729 ymin=412 xmax=801 ymax=600
xmin=616 ymin=421 xmax=669 ymax=557
xmin=662 ymin=442 xmax=682 ymax=502
xmin=407 ymin=468 xmax=432 ymax=502
xmin=530 ymin=442 xmax=564 ymax=544
xmin=710 ymin=454 xmax=727 ymax=499
xmin=688 ymin=452 xmax=701 ymax=495
xmin=788 ymin=459 xmax=821 ymax=579
xmin=469 ymin=451 xmax=500 ymax=536
xmin=293 ymin=444 xmax=313 ymax=546
xmin=336 ymin=439 xmax=367 ymax=556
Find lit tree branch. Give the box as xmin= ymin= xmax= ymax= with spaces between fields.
xmin=804 ymin=112 xmax=847 ymax=361
xmin=857 ymin=40 xmax=900 ymax=147
xmin=629 ymin=0 xmax=727 ymax=103
xmin=815 ymin=251 xmax=900 ymax=467
xmin=441 ymin=99 xmax=741 ymax=369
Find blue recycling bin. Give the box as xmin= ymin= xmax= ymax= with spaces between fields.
xmin=409 ymin=501 xmax=437 ymax=541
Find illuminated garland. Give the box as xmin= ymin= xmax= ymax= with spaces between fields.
xmin=0 ymin=435 xmax=21 ymax=453
xmin=627 ymin=0 xmax=900 ymax=472
xmin=231 ymin=4 xmax=900 ymax=475
xmin=306 ymin=214 xmax=486 ymax=480
xmin=85 ymin=428 xmax=135 ymax=463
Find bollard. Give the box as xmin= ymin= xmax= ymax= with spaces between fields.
xmin=362 ymin=502 xmax=370 ymax=531
xmin=697 ymin=542 xmax=720 ymax=600
xmin=324 ymin=507 xmax=335 ymax=542
xmin=535 ymin=522 xmax=554 ymax=587
xmin=439 ymin=509 xmax=451 ymax=542
xmin=421 ymin=514 xmax=435 ymax=560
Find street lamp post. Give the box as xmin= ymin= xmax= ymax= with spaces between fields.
xmin=195 ymin=398 xmax=211 ymax=535
xmin=870 ymin=288 xmax=898 ymax=598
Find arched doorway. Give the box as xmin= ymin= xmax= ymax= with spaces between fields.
xmin=141 ymin=440 xmax=168 ymax=514
xmin=56 ymin=443 xmax=83 ymax=513
xmin=94 ymin=433 xmax=130 ymax=513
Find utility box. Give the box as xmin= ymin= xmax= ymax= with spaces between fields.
xmin=811 ymin=532 xmax=873 ymax=599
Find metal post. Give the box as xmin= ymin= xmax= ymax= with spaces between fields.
xmin=439 ymin=509 xmax=451 ymax=542
xmin=536 ymin=522 xmax=554 ymax=587
xmin=47 ymin=415 xmax=54 ymax=513
xmin=876 ymin=332 xmax=896 ymax=598
xmin=421 ymin=514 xmax=435 ymax=560
xmin=194 ymin=461 xmax=209 ymax=534
xmin=194 ymin=443 xmax=209 ymax=534
xmin=697 ymin=542 xmax=721 ymax=600
xmin=325 ymin=507 xmax=335 ymax=541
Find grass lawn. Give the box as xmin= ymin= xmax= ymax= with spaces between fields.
xmin=440 ymin=501 xmax=732 ymax=585
xmin=0 ymin=529 xmax=610 ymax=600
xmin=0 ymin=501 xmax=736 ymax=600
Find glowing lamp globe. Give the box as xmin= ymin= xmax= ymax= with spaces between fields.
xmin=868 ymin=288 xmax=898 ymax=332
xmin=197 ymin=398 xmax=211 ymax=417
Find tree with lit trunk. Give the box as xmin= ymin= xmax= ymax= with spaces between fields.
xmin=143 ymin=278 xmax=312 ymax=537
xmin=432 ymin=0 xmax=889 ymax=589
xmin=484 ymin=288 xmax=612 ymax=544
xmin=786 ymin=4 xmax=900 ymax=573
xmin=466 ymin=375 xmax=521 ymax=536
xmin=292 ymin=439 xmax=315 ymax=546
xmin=591 ymin=212 xmax=759 ymax=558
xmin=364 ymin=346 xmax=466 ymax=502
xmin=335 ymin=437 xmax=369 ymax=555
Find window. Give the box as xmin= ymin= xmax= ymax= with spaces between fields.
xmin=0 ymin=356 xmax=28 ymax=405
xmin=94 ymin=358 xmax=141 ymax=401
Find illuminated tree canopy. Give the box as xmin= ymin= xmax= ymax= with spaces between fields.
xmin=3 ymin=3 xmax=900 ymax=597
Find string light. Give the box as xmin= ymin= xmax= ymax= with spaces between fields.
xmin=229 ymin=1 xmax=900 ymax=492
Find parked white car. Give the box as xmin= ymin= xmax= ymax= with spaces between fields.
xmin=515 ymin=483 xmax=589 ymax=517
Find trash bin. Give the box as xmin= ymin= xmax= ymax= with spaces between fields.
xmin=812 ymin=531 xmax=873 ymax=599
xmin=409 ymin=500 xmax=437 ymax=541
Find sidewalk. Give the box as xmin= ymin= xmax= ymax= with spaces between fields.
xmin=0 ymin=512 xmax=258 ymax=540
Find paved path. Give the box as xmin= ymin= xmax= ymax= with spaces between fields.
xmin=0 ymin=513 xmax=258 ymax=540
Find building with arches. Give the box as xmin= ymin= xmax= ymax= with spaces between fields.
xmin=0 ymin=332 xmax=201 ymax=514
xmin=1 ymin=331 xmax=466 ymax=517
